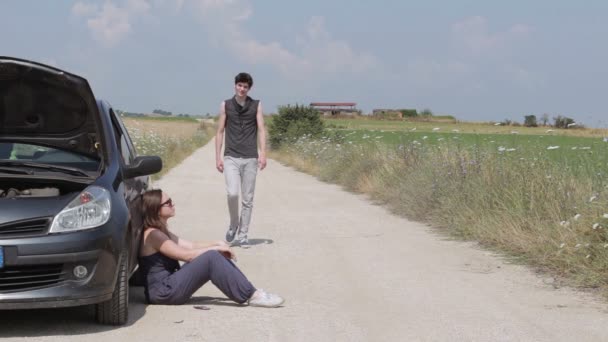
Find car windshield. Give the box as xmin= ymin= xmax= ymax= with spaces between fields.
xmin=0 ymin=142 xmax=100 ymax=172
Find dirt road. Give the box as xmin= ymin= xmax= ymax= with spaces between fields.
xmin=1 ymin=141 xmax=608 ymax=341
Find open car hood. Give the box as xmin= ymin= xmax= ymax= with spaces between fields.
xmin=0 ymin=57 xmax=101 ymax=159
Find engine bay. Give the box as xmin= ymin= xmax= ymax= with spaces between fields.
xmin=0 ymin=187 xmax=60 ymax=198
xmin=0 ymin=179 xmax=86 ymax=198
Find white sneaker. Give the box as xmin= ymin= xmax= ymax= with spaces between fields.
xmin=248 ymin=289 xmax=285 ymax=308
xmin=231 ymin=235 xmax=249 ymax=248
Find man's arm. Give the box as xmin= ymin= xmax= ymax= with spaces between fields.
xmin=215 ymin=101 xmax=227 ymax=173
xmin=256 ymin=101 xmax=267 ymax=170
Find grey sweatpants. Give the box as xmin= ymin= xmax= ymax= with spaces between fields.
xmin=224 ymin=156 xmax=258 ymax=237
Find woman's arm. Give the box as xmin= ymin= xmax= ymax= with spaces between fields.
xmin=146 ymin=229 xmax=214 ymax=262
xmin=168 ymin=231 xmax=228 ymax=249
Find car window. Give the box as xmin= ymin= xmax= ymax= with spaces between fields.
xmin=110 ymin=109 xmax=135 ymax=165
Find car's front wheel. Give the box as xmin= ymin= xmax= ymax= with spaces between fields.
xmin=95 ymin=248 xmax=129 ymax=325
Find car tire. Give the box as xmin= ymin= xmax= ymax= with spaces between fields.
xmin=95 ymin=248 xmax=129 ymax=325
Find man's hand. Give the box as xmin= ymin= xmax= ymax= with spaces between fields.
xmin=216 ymin=158 xmax=224 ymax=173
xmin=258 ymin=154 xmax=267 ymax=170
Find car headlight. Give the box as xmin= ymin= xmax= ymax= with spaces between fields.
xmin=49 ymin=186 xmax=111 ymax=233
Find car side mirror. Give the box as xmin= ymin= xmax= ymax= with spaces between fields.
xmin=123 ymin=156 xmax=163 ymax=179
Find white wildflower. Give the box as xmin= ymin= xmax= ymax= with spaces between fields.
xmin=592 ymin=223 xmax=600 ymax=229
xmin=410 ymin=128 xmax=417 ymax=131
xmin=506 ymin=148 xmax=517 ymax=152
xmin=603 ymin=137 xmax=608 ymax=142
xmin=586 ymin=254 xmax=591 ymax=259
xmin=580 ymin=146 xmax=591 ymax=150
xmin=511 ymin=131 xmax=519 ymax=134
xmin=422 ymin=136 xmax=428 ymax=140
xmin=589 ymin=195 xmax=597 ymax=202
xmin=547 ymin=146 xmax=560 ymax=150
xmin=432 ymin=127 xmax=440 ymax=131
xmin=571 ymin=147 xmax=578 ymax=150
xmin=560 ymin=221 xmax=570 ymax=227
xmin=575 ymin=243 xmax=581 ymax=248
xmin=604 ymin=244 xmax=608 ymax=248
xmin=604 ymin=213 xmax=608 ymax=219
xmin=498 ymin=146 xmax=506 ymax=152
xmin=559 ymin=243 xmax=565 ymax=248
xmin=494 ymin=122 xmax=501 ymax=126
xmin=452 ymin=129 xmax=460 ymax=132
xmin=574 ymin=214 xmax=581 ymax=220
xmin=545 ymin=129 xmax=554 ymax=133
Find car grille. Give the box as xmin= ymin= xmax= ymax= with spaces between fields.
xmin=0 ymin=264 xmax=66 ymax=293
xmin=0 ymin=218 xmax=51 ymax=237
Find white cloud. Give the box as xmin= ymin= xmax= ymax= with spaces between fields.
xmin=127 ymin=0 xmax=151 ymax=13
xmin=71 ymin=2 xmax=98 ymax=17
xmin=451 ymin=16 xmax=530 ymax=57
xmin=70 ymin=0 xmax=376 ymax=75
xmin=298 ymin=17 xmax=377 ymax=74
xmin=402 ymin=16 xmax=535 ymax=92
xmin=186 ymin=0 xmax=377 ymax=78
xmin=71 ymin=0 xmax=151 ymax=47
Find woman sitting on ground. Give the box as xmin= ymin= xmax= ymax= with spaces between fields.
xmin=138 ymin=189 xmax=284 ymax=307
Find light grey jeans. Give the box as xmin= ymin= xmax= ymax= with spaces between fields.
xmin=224 ymin=156 xmax=258 ymax=237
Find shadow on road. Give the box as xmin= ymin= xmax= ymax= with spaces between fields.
xmin=187 ymin=296 xmax=244 ymax=307
xmin=0 ymin=287 xmax=148 ymax=338
xmin=231 ymin=238 xmax=274 ymax=247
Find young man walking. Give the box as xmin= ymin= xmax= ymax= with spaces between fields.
xmin=215 ymin=72 xmax=267 ymax=247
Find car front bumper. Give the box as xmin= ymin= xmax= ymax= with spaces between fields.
xmin=0 ymin=221 xmax=124 ymax=309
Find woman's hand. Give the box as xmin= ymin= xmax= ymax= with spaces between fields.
xmin=215 ymin=245 xmax=237 ymax=261
xmin=216 ymin=240 xmax=229 ymax=247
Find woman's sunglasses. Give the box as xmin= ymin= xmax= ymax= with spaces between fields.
xmin=161 ymin=198 xmax=174 ymax=207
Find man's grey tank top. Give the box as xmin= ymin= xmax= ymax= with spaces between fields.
xmin=224 ymin=96 xmax=259 ymax=158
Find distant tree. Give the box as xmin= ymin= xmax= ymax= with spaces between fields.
xmin=268 ymin=104 xmax=325 ymax=148
xmin=420 ymin=108 xmax=433 ymax=116
xmin=524 ymin=115 xmax=538 ymax=127
xmin=153 ymin=109 xmax=172 ymax=116
xmin=553 ymin=115 xmax=575 ymax=129
xmin=398 ymin=109 xmax=418 ymax=118
xmin=540 ymin=113 xmax=550 ymax=126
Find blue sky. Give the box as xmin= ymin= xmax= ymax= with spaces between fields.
xmin=2 ymin=0 xmax=608 ymax=126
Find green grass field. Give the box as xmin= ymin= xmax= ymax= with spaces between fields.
xmin=270 ymin=116 xmax=608 ymax=295
xmin=322 ymin=116 xmax=608 ymax=137
xmin=123 ymin=116 xmax=214 ymax=179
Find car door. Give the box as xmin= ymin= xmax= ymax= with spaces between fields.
xmin=109 ymin=108 xmax=149 ymax=271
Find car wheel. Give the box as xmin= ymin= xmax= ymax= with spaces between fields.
xmin=95 ymin=248 xmax=129 ymax=325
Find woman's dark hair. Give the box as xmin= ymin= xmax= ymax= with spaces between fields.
xmin=142 ymin=189 xmax=167 ymax=233
xmin=234 ymin=72 xmax=253 ymax=87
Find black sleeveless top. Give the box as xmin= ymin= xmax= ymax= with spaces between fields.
xmin=138 ymin=252 xmax=181 ymax=303
xmin=224 ymin=96 xmax=259 ymax=158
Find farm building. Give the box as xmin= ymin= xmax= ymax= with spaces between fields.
xmin=310 ymin=102 xmax=358 ymax=116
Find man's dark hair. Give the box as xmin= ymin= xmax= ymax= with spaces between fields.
xmin=235 ymin=72 xmax=253 ymax=88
